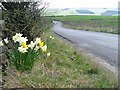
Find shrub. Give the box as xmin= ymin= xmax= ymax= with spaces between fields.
xmin=1 ymin=1 xmax=48 ymax=41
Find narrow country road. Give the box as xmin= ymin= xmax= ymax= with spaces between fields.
xmin=52 ymin=21 xmax=118 ymax=68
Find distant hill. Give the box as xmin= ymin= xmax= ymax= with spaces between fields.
xmin=76 ymin=10 xmax=95 ymax=14
xmin=44 ymin=8 xmax=118 ymax=16
xmin=101 ymin=10 xmax=119 ymax=16
xmin=44 ymin=8 xmax=80 ymax=16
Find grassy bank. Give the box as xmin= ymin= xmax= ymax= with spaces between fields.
xmin=3 ymin=29 xmax=117 ymax=88
xmin=51 ymin=15 xmax=118 ymax=34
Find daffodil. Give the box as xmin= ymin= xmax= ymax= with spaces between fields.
xmin=18 ymin=46 xmax=28 ymax=53
xmin=50 ymin=36 xmax=52 ymax=39
xmin=35 ymin=37 xmax=41 ymax=45
xmin=47 ymin=52 xmax=50 ymax=57
xmin=22 ymin=42 xmax=28 ymax=48
xmin=39 ymin=41 xmax=44 ymax=48
xmin=41 ymin=45 xmax=47 ymax=53
xmin=28 ymin=41 xmax=35 ymax=49
xmin=52 ymin=37 xmax=54 ymax=40
xmin=34 ymin=46 xmax=39 ymax=51
xmin=0 ymin=41 xmax=4 ymax=47
xmin=19 ymin=37 xmax=28 ymax=45
xmin=16 ymin=33 xmax=23 ymax=38
xmin=4 ymin=38 xmax=9 ymax=44
xmin=13 ymin=36 xmax=17 ymax=43
xmin=13 ymin=33 xmax=23 ymax=43
xmin=50 ymin=36 xmax=54 ymax=40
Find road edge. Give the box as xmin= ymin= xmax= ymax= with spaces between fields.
xmin=52 ymin=30 xmax=118 ymax=76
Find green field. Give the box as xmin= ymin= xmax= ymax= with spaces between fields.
xmin=51 ymin=15 xmax=118 ymax=34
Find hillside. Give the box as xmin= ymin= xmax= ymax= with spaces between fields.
xmin=44 ymin=8 xmax=118 ymax=16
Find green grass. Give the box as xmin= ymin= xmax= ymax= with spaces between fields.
xmin=3 ymin=29 xmax=118 ymax=88
xmin=51 ymin=15 xmax=118 ymax=34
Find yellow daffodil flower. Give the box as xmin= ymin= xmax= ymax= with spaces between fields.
xmin=39 ymin=41 xmax=44 ymax=48
xmin=22 ymin=42 xmax=28 ymax=48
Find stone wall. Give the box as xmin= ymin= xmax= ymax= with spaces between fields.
xmin=0 ymin=20 xmax=7 ymax=64
xmin=0 ymin=20 xmax=5 ymax=62
xmin=0 ymin=20 xmax=8 ymax=87
xmin=0 ymin=20 xmax=3 ymax=88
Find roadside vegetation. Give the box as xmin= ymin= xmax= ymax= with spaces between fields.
xmin=1 ymin=1 xmax=118 ymax=88
xmin=3 ymin=29 xmax=118 ymax=88
xmin=51 ymin=15 xmax=118 ymax=34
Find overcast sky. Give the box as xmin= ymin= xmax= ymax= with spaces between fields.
xmin=44 ymin=0 xmax=119 ymax=9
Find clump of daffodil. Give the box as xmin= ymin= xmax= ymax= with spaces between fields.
xmin=34 ymin=37 xmax=48 ymax=53
xmin=12 ymin=33 xmax=29 ymax=53
xmin=2 ymin=32 xmax=50 ymax=71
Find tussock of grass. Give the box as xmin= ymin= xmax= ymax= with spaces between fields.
xmin=3 ymin=29 xmax=118 ymax=88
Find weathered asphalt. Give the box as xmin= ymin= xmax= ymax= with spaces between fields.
xmin=52 ymin=21 xmax=118 ymax=68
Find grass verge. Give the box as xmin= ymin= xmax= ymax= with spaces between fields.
xmin=3 ymin=29 xmax=118 ymax=88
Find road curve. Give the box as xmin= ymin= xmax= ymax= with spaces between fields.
xmin=52 ymin=21 xmax=118 ymax=68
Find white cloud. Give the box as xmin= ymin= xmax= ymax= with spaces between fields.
xmin=43 ymin=0 xmax=119 ymax=8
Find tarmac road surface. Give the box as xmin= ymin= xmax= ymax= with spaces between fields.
xmin=52 ymin=21 xmax=118 ymax=68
